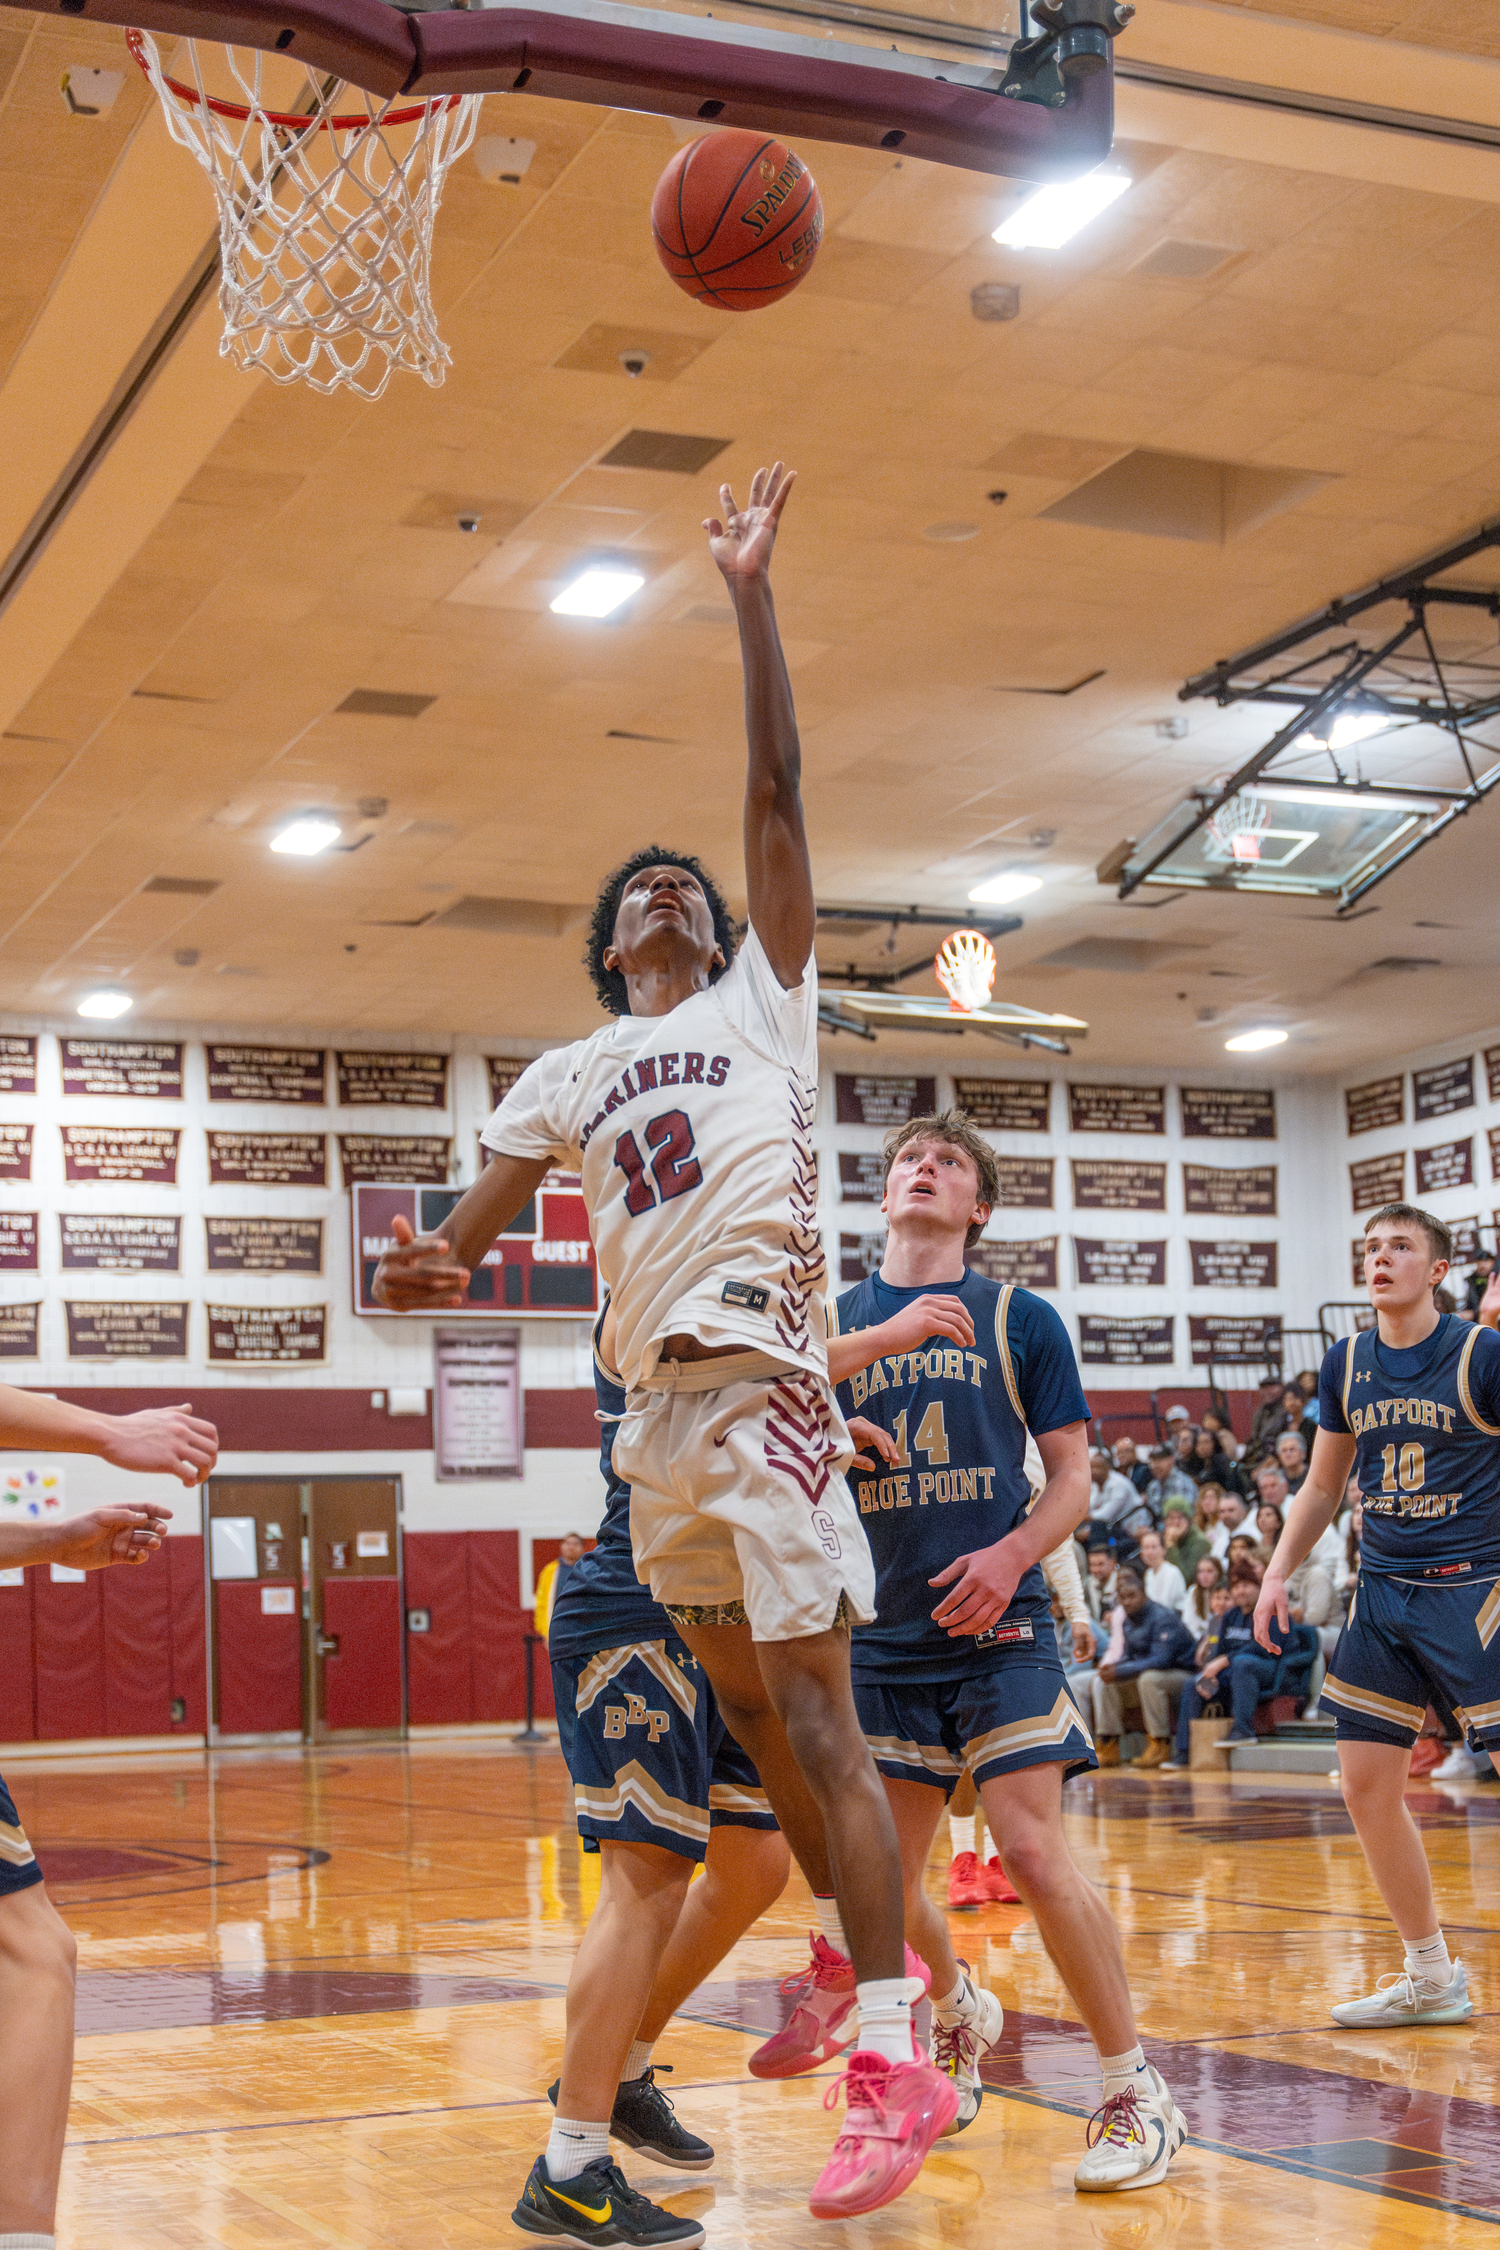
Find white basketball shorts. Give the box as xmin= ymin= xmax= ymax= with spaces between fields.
xmin=614 ymin=1358 xmax=877 ymax=1644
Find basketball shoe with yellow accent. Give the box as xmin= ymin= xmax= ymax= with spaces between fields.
xmin=932 ymin=1971 xmax=1005 ymax=2133
xmin=1074 ymin=2067 xmax=1188 ymax=2191
xmin=512 ymin=2155 xmax=705 ymax=2247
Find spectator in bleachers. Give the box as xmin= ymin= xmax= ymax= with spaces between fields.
xmin=1138 ymin=1526 xmax=1187 ymax=1614
xmin=1090 ymin=1563 xmax=1199 ymax=1771
xmin=1194 ymin=1482 xmax=1229 ymax=1559
xmin=1083 ymin=1446 xmax=1148 ymax=1546
xmin=1181 ymin=1554 xmax=1225 ymax=1640
xmin=1227 ymin=1531 xmax=1269 ymax=1577
xmin=1218 ymin=1489 xmax=1251 ymax=1542
xmin=1275 ymin=1428 xmax=1310 ymax=1492
xmin=1255 ymin=1499 xmax=1285 ymax=1553
xmin=1083 ymin=1544 xmax=1117 ymax=1624
xmin=1260 ymin=1458 xmax=1343 ymax=1577
xmin=1199 ymin=1404 xmax=1241 ymax=1461
xmin=1187 ymin=1425 xmax=1238 ymax=1490
xmin=1283 ymin=1544 xmax=1336 ymax=1655
xmin=1333 ymin=1485 xmax=1362 ymax=1612
xmin=1465 ymin=1251 xmax=1495 ymax=1319
xmin=1162 ymin=1500 xmax=1208 ymax=1582
xmin=1164 ymin=1566 xmax=1269 ymax=1765
xmin=1245 ymin=1372 xmax=1290 ymax=1466
xmin=1112 ymin=1434 xmax=1151 ymax=1493
xmin=1146 ymin=1443 xmax=1196 ymax=1519
xmin=1171 ymin=1420 xmax=1199 ymax=1472
xmin=1280 ymin=1384 xmax=1317 ymax=1454
xmin=1294 ymin=1368 xmax=1320 ymax=1426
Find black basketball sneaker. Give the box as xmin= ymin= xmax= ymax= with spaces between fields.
xmin=512 ymin=2155 xmax=706 ymax=2247
xmin=545 ymin=2065 xmax=714 ymax=2169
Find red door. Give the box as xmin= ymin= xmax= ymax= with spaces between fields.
xmin=310 ymin=1478 xmax=403 ymax=1737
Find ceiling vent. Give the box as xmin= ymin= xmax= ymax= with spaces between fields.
xmin=425 ymin=895 xmax=589 ymax=937
xmin=1366 ymin=955 xmax=1443 ymax=973
xmin=336 ymin=689 xmax=436 ymax=718
xmin=598 ymin=430 xmax=732 ymax=474
xmin=132 ymin=687 xmax=215 ymax=703
xmin=143 ymin=875 xmax=219 ymax=896
xmin=1041 ymin=450 xmax=1329 ymax=544
xmin=1132 ymin=239 xmax=1241 ymax=281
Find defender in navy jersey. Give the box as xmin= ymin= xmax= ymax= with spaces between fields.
xmin=1258 ymin=1202 xmax=1500 ymax=2030
xmin=812 ymin=1112 xmax=1188 ymax=2193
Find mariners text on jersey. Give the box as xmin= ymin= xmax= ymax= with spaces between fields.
xmin=1319 ymin=1316 xmax=1500 ymax=1572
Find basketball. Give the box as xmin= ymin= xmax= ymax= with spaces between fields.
xmin=651 ymin=129 xmax=823 ymax=311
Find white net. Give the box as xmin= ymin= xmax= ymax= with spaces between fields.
xmin=1204 ymin=790 xmax=1271 ymax=863
xmin=128 ymin=30 xmax=481 ymax=400
xmin=934 ymin=928 xmax=997 ymax=1014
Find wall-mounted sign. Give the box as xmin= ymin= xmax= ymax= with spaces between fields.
xmin=208 ymin=1304 xmax=327 ymax=1364
xmin=839 ymin=1233 xmax=885 ymax=1284
xmin=1179 ymin=1086 xmax=1276 ymax=1140
xmin=206 ymin=1217 xmax=324 ymax=1273
xmin=1413 ymin=1056 xmax=1474 ymax=1122
xmin=0 ymin=1213 xmax=37 ymax=1272
xmin=1188 ymin=1239 xmax=1279 ymax=1289
xmin=336 ymin=1051 xmax=449 ymax=1108
xmin=433 ymin=1324 xmax=522 ymax=1480
xmin=838 ymin=1151 xmax=888 ymax=1204
xmin=1068 ymin=1084 xmax=1165 ymax=1136
xmin=1078 ymin=1314 xmax=1175 ymax=1366
xmin=0 ymin=1037 xmax=36 ymax=1096
xmin=1491 ymin=1126 xmax=1500 ymax=1184
xmin=208 ymin=1131 xmax=327 ymax=1187
xmin=61 ymin=1125 xmax=179 ymax=1184
xmin=1345 ymin=1075 xmax=1404 ymax=1135
xmin=991 ymin=1156 xmax=1055 ymax=1210
xmin=1188 ymin=1313 xmax=1282 ymax=1367
xmin=0 ymin=1125 xmax=31 ymax=1183
xmin=65 ymin=1301 xmax=189 ymax=1359
xmin=338 ymin=1134 xmax=451 ymax=1187
xmin=206 ymin=1045 xmax=327 ymax=1104
xmin=1486 ymin=1046 xmax=1500 ymax=1105
xmin=0 ymin=1303 xmax=40 ymax=1358
xmin=60 ymin=1038 xmax=183 ymax=1099
xmin=59 ymin=1214 xmax=181 ymax=1273
xmin=1070 ymin=1159 xmax=1167 ymax=1212
xmin=952 ymin=1077 xmax=1051 ymax=1133
xmin=1073 ymin=1238 xmax=1167 ymax=1288
xmin=1450 ymin=1215 xmax=1482 ymax=1263
xmin=1350 ymin=1150 xmax=1405 ymax=1212
xmin=1351 ymin=1237 xmax=1366 ymax=1289
xmin=1182 ymin=1163 xmax=1278 ymax=1217
xmin=486 ymin=1056 xmax=533 ymax=1108
xmin=966 ymin=1237 xmax=1059 ymax=1288
xmin=1414 ymin=1137 xmax=1473 ymax=1195
xmin=835 ymin=1074 xmax=937 ymax=1129
xmin=354 ymin=1180 xmax=600 ymax=1319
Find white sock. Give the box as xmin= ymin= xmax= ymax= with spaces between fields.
xmin=546 ymin=2115 xmax=610 ymax=2182
xmin=932 ymin=1969 xmax=975 ymax=2026
xmin=1100 ymin=2043 xmax=1150 ymax=2100
xmin=814 ymin=1894 xmax=848 ymax=1956
xmin=1404 ymin=1931 xmax=1453 ymax=1987
xmin=948 ymin=1813 xmax=976 ymax=1860
xmin=856 ymin=1976 xmax=916 ymax=2065
xmin=621 ymin=2038 xmax=654 ymax=2084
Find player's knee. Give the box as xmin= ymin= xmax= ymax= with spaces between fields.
xmin=0 ymin=1888 xmax=76 ymax=1992
xmin=997 ymin=1827 xmax=1055 ymax=1897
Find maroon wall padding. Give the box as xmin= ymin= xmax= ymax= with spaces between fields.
xmin=34 ymin=1571 xmax=106 ymax=1740
xmin=1 ymin=1575 xmax=36 ymax=1741
xmin=32 ymin=1388 xmax=433 ymax=1452
xmin=102 ymin=1554 xmax=174 ymax=1738
xmin=471 ymin=1530 xmax=537 ymax=1721
xmin=525 ymin=1390 xmax=600 ymax=1448
xmin=215 ymin=1580 xmax=302 ymax=1736
xmin=404 ymin=1533 xmax=473 ymax=1726
xmin=168 ymin=1537 xmax=207 ymax=1733
xmin=322 ymin=1576 xmax=403 ymax=1730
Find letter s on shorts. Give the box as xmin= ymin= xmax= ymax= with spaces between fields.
xmin=811 ymin=1509 xmax=841 ymax=1560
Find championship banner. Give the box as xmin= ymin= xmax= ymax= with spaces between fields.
xmin=1413 ymin=1056 xmax=1474 ymax=1122
xmin=1487 ymin=1046 xmax=1500 ymax=1104
xmin=1070 ymin=1159 xmax=1166 ymax=1212
xmin=0 ymin=1125 xmax=31 ymax=1183
xmin=0 ymin=1036 xmax=36 ymax=1096
xmin=60 ymin=1038 xmax=183 ymax=1099
xmin=1351 ymin=1238 xmax=1366 ymax=1289
xmin=1068 ymin=1084 xmax=1165 ymax=1136
xmin=336 ymin=1051 xmax=449 ymax=1108
xmin=65 ymin=1301 xmax=189 ymax=1359
xmin=1414 ymin=1137 xmax=1473 ymax=1195
xmin=339 ymin=1134 xmax=451 ymax=1186
xmin=1450 ymin=1215 xmax=1481 ymax=1263
xmin=1188 ymin=1239 xmax=1278 ymax=1289
xmin=0 ymin=1213 xmax=37 ymax=1271
xmin=835 ymin=1073 xmax=937 ymax=1129
xmin=839 ymin=1233 xmax=885 ymax=1284
xmin=967 ymin=1237 xmax=1058 ymax=1288
xmin=1350 ymin=1150 xmax=1405 ymax=1213
xmin=60 ymin=1215 xmax=181 ymax=1273
xmin=1345 ymin=1075 xmax=1404 ymax=1135
xmin=992 ymin=1156 xmax=1054 ymax=1210
xmin=952 ymin=1077 xmax=1051 ymax=1133
xmin=0 ymin=1303 xmax=40 ymax=1358
xmin=208 ymin=1131 xmax=327 ymax=1187
xmin=1182 ymin=1163 xmax=1278 ymax=1217
xmin=838 ymin=1152 xmax=887 ymax=1203
xmin=354 ymin=1180 xmax=601 ymax=1319
xmin=1078 ymin=1315 xmax=1174 ymax=1367
xmin=208 ymin=1304 xmax=327 ymax=1364
xmin=206 ymin=1218 xmax=324 ymax=1274
xmin=1179 ymin=1087 xmax=1276 ymax=1140
xmin=1189 ymin=1314 xmax=1282 ymax=1367
xmin=206 ymin=1045 xmax=327 ymax=1104
xmin=1073 ymin=1238 xmax=1167 ymax=1288
xmin=61 ymin=1125 xmax=179 ymax=1184
xmin=1491 ymin=1126 xmax=1500 ymax=1184
xmin=486 ymin=1056 xmax=532 ymax=1108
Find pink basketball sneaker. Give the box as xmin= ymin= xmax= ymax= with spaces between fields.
xmin=749 ymin=1937 xmax=932 ymax=2080
xmin=808 ymin=2049 xmax=961 ymax=2219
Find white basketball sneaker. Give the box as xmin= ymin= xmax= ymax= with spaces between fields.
xmin=1330 ymin=1960 xmax=1473 ymax=2028
xmin=931 ymin=1971 xmax=1005 ymax=2133
xmin=1074 ymin=2067 xmax=1188 ymax=2192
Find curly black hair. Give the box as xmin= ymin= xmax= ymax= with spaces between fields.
xmin=585 ymin=845 xmax=739 ymax=1016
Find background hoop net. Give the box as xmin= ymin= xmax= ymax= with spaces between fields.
xmin=1205 ymin=790 xmax=1271 ymax=863
xmin=935 ymin=928 xmax=997 ymax=1014
xmin=128 ymin=30 xmax=480 ymax=400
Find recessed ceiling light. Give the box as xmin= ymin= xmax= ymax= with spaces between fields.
xmin=968 ymin=871 xmax=1043 ymax=905
xmin=271 ymin=817 xmax=342 ymax=857
xmin=1249 ymin=781 xmax=1434 ymax=813
xmin=1293 ymin=711 xmax=1390 ymax=752
xmin=923 ymin=522 xmax=980 ymax=543
xmin=993 ymin=168 xmax=1130 ymax=250
xmin=77 ymin=989 xmax=132 ymax=1019
xmin=1225 ymin=1027 xmax=1288 ymax=1052
xmin=551 ymin=566 xmax=645 ymax=618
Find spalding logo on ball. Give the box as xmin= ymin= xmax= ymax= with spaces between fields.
xmin=652 ymin=128 xmax=823 ymax=311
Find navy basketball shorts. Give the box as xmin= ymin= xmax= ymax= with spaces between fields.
xmin=552 ymin=1637 xmax=778 ymax=1861
xmin=0 ymin=1773 xmax=43 ymax=1896
xmin=853 ymin=1650 xmax=1097 ymax=1796
xmin=1321 ymin=1568 xmax=1500 ymax=1753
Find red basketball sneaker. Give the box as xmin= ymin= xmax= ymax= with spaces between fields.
xmin=984 ymin=1856 xmax=1021 ymax=1905
xmin=749 ymin=1937 xmax=932 ymax=2079
xmin=946 ymin=1851 xmax=989 ymax=1909
xmin=808 ymin=2049 xmax=961 ymax=2218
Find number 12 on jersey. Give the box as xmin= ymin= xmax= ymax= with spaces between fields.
xmin=614 ymin=1108 xmax=703 ymax=1216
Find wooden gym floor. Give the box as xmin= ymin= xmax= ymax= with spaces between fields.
xmin=16 ymin=1739 xmax=1500 ymax=2247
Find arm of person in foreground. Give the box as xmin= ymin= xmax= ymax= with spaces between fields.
xmin=1254 ymin=1426 xmax=1356 ymax=1653
xmin=927 ymin=1420 xmax=1091 ymax=1638
xmin=0 ymin=1384 xmax=214 ymax=1483
xmin=826 ymin=1292 xmax=976 ymax=1385
xmin=371 ymin=1151 xmax=554 ymax=1311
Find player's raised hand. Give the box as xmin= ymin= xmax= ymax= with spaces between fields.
xmin=929 ymin=1537 xmax=1025 ymax=1637
xmin=1479 ymin=1270 xmax=1500 ymax=1329
xmin=880 ymin=1294 xmax=975 ymax=1356
xmin=703 ymin=462 xmax=795 ymax=587
xmin=99 ymin=1404 xmax=218 ymax=1486
xmin=1253 ymin=1570 xmax=1289 ymax=1654
xmin=53 ymin=1502 xmax=173 ymax=1571
xmin=372 ymin=1214 xmax=470 ymax=1311
xmin=847 ymin=1414 xmax=900 ymax=1471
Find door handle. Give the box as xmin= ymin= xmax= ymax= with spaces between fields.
xmin=316 ymin=1632 xmax=340 ymax=1657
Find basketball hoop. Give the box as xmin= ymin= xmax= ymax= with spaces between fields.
xmin=1204 ymin=791 xmax=1271 ymax=864
xmin=126 ymin=30 xmax=480 ymax=400
xmin=934 ymin=929 xmax=997 ymax=1014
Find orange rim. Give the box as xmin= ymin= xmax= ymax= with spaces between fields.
xmin=125 ymin=28 xmax=456 ymax=129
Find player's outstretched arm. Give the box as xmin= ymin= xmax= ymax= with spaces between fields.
xmin=372 ymin=1152 xmax=554 ymax=1311
xmin=704 ymin=462 xmax=814 ymax=989
xmin=0 ymin=1384 xmax=216 ymax=1485
xmin=1254 ymin=1425 xmax=1354 ymax=1652
xmin=0 ymin=1501 xmax=173 ymax=1573
xmin=826 ymin=1294 xmax=976 ymax=1386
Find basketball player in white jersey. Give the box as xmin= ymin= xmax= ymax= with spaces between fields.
xmin=374 ymin=464 xmax=956 ymax=2231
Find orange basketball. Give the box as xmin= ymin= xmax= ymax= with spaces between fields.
xmin=651 ymin=130 xmax=823 ymax=311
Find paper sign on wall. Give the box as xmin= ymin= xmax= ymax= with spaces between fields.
xmin=356 ymin=1530 xmax=389 ymax=1558
xmin=260 ymin=1585 xmax=297 ymax=1615
xmin=210 ymin=1517 xmax=259 ymax=1581
xmin=49 ymin=1564 xmax=86 ymax=1583
xmin=3 ymin=1466 xmax=64 ymax=1516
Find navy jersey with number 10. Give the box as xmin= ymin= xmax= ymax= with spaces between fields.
xmin=831 ymin=1269 xmax=1089 ymax=1682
